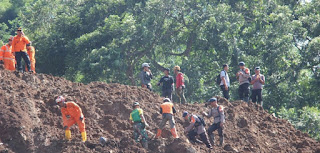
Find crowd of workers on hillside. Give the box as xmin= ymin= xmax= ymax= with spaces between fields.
xmin=0 ymin=28 xmax=264 ymax=150
xmin=51 ymin=61 xmax=264 ymax=150
xmin=0 ymin=27 xmax=36 ymax=73
xmin=134 ymin=62 xmax=264 ymax=149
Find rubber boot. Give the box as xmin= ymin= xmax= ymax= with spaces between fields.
xmin=81 ymin=131 xmax=87 ymax=142
xmin=65 ymin=130 xmax=71 ymax=141
xmin=155 ymin=129 xmax=162 ymax=138
xmin=170 ymin=128 xmax=179 ymax=138
xmin=219 ymin=137 xmax=224 ymax=146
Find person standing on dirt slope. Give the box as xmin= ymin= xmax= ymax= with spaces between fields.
xmin=236 ymin=62 xmax=251 ymax=102
xmin=174 ymin=66 xmax=187 ymax=104
xmin=220 ymin=64 xmax=230 ymax=100
xmin=11 ymin=27 xmax=32 ymax=73
xmin=0 ymin=36 xmax=15 ymax=71
xmin=250 ymin=67 xmax=265 ymax=107
xmin=155 ymin=98 xmax=179 ymax=139
xmin=157 ymin=68 xmax=174 ymax=100
xmin=183 ymin=111 xmax=213 ymax=149
xmin=129 ymin=102 xmax=149 ymax=149
xmin=55 ymin=96 xmax=87 ymax=142
xmin=202 ymin=98 xmax=225 ymax=146
xmin=140 ymin=63 xmax=153 ymax=91
xmin=25 ymin=43 xmax=36 ymax=73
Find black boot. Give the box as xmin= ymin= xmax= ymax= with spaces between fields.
xmin=200 ymin=133 xmax=213 ymax=149
xmin=219 ymin=137 xmax=224 ymax=146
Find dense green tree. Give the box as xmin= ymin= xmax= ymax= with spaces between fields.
xmin=0 ymin=0 xmax=319 ymax=139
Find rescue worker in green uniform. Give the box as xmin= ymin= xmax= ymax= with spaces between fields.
xmin=129 ymin=102 xmax=149 ymax=149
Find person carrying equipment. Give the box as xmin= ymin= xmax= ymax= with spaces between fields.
xmin=0 ymin=36 xmax=15 ymax=71
xmin=11 ymin=27 xmax=32 ymax=73
xmin=25 ymin=43 xmax=36 ymax=73
xmin=173 ymin=66 xmax=187 ymax=104
xmin=202 ymin=98 xmax=225 ymax=146
xmin=129 ymin=102 xmax=149 ymax=149
xmin=155 ymin=98 xmax=179 ymax=139
xmin=56 ymin=96 xmax=87 ymax=142
xmin=140 ymin=63 xmax=153 ymax=91
xmin=183 ymin=111 xmax=212 ymax=149
xmin=157 ymin=68 xmax=174 ymax=100
xmin=236 ymin=62 xmax=251 ymax=102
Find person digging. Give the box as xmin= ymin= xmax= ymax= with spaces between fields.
xmin=56 ymin=96 xmax=87 ymax=142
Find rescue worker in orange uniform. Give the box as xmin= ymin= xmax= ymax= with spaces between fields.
xmin=55 ymin=96 xmax=87 ymax=142
xmin=25 ymin=43 xmax=35 ymax=73
xmin=0 ymin=36 xmax=15 ymax=71
xmin=155 ymin=98 xmax=179 ymax=138
xmin=11 ymin=27 xmax=32 ymax=73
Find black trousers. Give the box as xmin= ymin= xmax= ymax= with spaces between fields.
xmin=220 ymin=85 xmax=229 ymax=100
xmin=162 ymin=89 xmax=172 ymax=100
xmin=251 ymin=89 xmax=262 ymax=103
xmin=187 ymin=130 xmax=211 ymax=148
xmin=15 ymin=52 xmax=31 ymax=71
xmin=208 ymin=122 xmax=223 ymax=137
xmin=238 ymin=83 xmax=250 ymax=101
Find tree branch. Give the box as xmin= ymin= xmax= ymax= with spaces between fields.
xmin=166 ymin=32 xmax=195 ymax=56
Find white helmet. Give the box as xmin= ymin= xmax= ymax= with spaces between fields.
xmin=141 ymin=63 xmax=150 ymax=68
xmin=163 ymin=98 xmax=171 ymax=102
xmin=56 ymin=96 xmax=65 ymax=104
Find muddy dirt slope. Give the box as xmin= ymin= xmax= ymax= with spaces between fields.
xmin=0 ymin=69 xmax=319 ymax=153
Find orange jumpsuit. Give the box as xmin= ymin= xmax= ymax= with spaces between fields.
xmin=0 ymin=44 xmax=15 ymax=71
xmin=61 ymin=102 xmax=86 ymax=132
xmin=26 ymin=46 xmax=36 ymax=73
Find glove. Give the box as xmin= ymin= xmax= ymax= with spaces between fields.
xmin=80 ymin=116 xmax=84 ymax=121
xmin=64 ymin=126 xmax=68 ymax=130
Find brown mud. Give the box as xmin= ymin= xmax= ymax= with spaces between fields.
xmin=0 ymin=69 xmax=319 ymax=153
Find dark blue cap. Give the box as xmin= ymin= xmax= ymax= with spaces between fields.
xmin=239 ymin=62 xmax=245 ymax=66
xmin=182 ymin=111 xmax=188 ymax=117
xmin=208 ymin=98 xmax=217 ymax=103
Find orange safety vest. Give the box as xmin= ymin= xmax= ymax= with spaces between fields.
xmin=160 ymin=102 xmax=174 ymax=114
xmin=12 ymin=35 xmax=30 ymax=52
xmin=1 ymin=44 xmax=15 ymax=71
xmin=0 ymin=46 xmax=3 ymax=61
xmin=61 ymin=102 xmax=84 ymax=120
xmin=27 ymin=46 xmax=35 ymax=63
xmin=2 ymin=45 xmax=14 ymax=59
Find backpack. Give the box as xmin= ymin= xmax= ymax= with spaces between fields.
xmin=248 ymin=76 xmax=252 ymax=82
xmin=216 ymin=71 xmax=226 ymax=85
xmin=196 ymin=115 xmax=206 ymax=127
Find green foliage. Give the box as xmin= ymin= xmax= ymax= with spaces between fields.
xmin=0 ymin=0 xmax=319 ymax=139
xmin=278 ymin=106 xmax=320 ymax=141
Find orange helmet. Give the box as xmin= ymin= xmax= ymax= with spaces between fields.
xmin=173 ymin=66 xmax=181 ymax=71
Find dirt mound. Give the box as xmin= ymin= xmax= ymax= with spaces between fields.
xmin=0 ymin=69 xmax=319 ymax=153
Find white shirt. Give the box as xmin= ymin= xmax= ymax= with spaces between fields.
xmin=220 ymin=70 xmax=230 ymax=87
